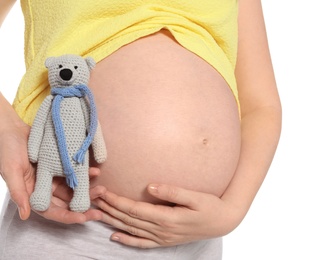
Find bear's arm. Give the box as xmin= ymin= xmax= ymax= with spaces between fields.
xmin=80 ymin=98 xmax=107 ymax=163
xmin=92 ymin=121 xmax=107 ymax=163
xmin=28 ymin=95 xmax=53 ymax=163
xmin=80 ymin=97 xmax=90 ymax=130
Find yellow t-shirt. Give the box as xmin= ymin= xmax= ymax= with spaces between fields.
xmin=14 ymin=0 xmax=239 ymax=125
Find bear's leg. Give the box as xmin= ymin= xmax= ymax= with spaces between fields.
xmin=69 ymin=169 xmax=90 ymax=212
xmin=30 ymin=170 xmax=53 ymax=212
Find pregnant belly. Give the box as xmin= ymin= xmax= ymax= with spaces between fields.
xmin=89 ymin=30 xmax=241 ymax=203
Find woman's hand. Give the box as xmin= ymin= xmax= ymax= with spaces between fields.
xmin=90 ymin=184 xmax=244 ymax=248
xmin=35 ymin=167 xmax=102 ymax=224
xmin=0 ymin=120 xmax=34 ymax=220
xmin=0 ymin=112 xmax=101 ymax=224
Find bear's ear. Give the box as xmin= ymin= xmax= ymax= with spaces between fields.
xmin=85 ymin=57 xmax=96 ymax=71
xmin=45 ymin=57 xmax=55 ymax=68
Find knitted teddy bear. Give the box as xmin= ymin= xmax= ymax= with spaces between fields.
xmin=28 ymin=54 xmax=106 ymax=213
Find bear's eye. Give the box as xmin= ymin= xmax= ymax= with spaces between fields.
xmin=74 ymin=66 xmax=78 ymax=70
xmin=59 ymin=65 xmax=63 ymax=69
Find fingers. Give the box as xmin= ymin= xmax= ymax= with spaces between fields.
xmin=8 ymin=186 xmax=30 ymax=220
xmin=147 ymin=184 xmax=200 ymax=210
xmin=51 ymin=177 xmax=73 ymax=202
xmin=90 ymin=186 xmax=172 ymax=224
xmin=90 ymin=186 xmax=174 ymax=242
xmin=90 ymin=187 xmax=157 ymax=226
xmin=89 ymin=167 xmax=100 ymax=178
xmin=95 ymin=204 xmax=160 ymax=243
xmin=40 ymin=167 xmax=102 ymax=224
xmin=38 ymin=207 xmax=86 ymax=224
xmin=90 ymin=185 xmax=204 ymax=248
xmin=92 ymin=197 xmax=172 ymax=246
xmin=52 ymin=167 xmax=100 ymax=202
xmin=34 ymin=182 xmax=103 ymax=224
xmin=2 ymin=168 xmax=33 ymax=220
xmin=36 ymin=202 xmax=102 ymax=224
xmin=111 ymin=232 xmax=160 ymax=249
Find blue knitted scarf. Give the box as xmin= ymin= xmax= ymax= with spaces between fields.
xmin=51 ymin=85 xmax=98 ymax=189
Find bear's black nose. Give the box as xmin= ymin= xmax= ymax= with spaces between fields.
xmin=59 ymin=69 xmax=73 ymax=81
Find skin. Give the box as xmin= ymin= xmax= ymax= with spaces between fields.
xmin=89 ymin=0 xmax=282 ymax=248
xmin=0 ymin=0 xmax=15 ymax=26
xmin=0 ymin=0 xmax=281 ymax=249
xmin=88 ymin=29 xmax=241 ymax=203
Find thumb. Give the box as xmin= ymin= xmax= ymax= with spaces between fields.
xmin=5 ymin=172 xmax=32 ymax=220
xmin=147 ymin=184 xmax=199 ymax=209
xmin=9 ymin=189 xmax=31 ymax=220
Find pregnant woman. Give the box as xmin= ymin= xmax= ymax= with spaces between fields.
xmin=0 ymin=0 xmax=281 ymax=259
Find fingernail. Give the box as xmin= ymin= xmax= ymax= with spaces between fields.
xmin=18 ymin=206 xmax=27 ymax=220
xmin=18 ymin=207 xmax=23 ymax=219
xmin=111 ymin=236 xmax=120 ymax=241
xmin=148 ymin=184 xmax=159 ymax=194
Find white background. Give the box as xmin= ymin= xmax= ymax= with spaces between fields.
xmin=1 ymin=1 xmax=316 ymax=259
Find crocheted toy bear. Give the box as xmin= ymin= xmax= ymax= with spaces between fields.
xmin=28 ymin=54 xmax=106 ymax=213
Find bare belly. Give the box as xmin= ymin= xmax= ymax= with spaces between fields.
xmin=89 ymin=30 xmax=241 ymax=203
